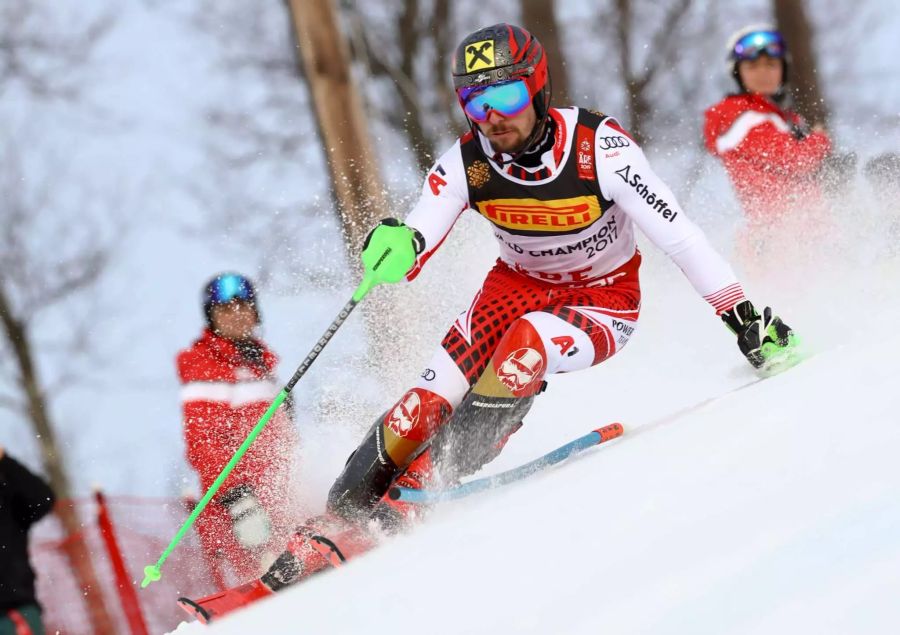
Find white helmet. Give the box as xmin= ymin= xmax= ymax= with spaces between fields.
xmin=725 ymin=24 xmax=790 ymax=92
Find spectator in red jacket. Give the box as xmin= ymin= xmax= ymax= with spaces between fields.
xmin=704 ymin=25 xmax=833 ymax=237
xmin=177 ymin=273 xmax=299 ymax=584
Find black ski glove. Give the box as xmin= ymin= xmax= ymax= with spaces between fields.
xmin=721 ymin=300 xmax=794 ymax=369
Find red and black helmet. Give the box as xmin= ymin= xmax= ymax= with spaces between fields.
xmin=451 ymin=24 xmax=552 ymax=157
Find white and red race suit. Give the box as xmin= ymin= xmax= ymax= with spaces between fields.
xmin=373 ymin=107 xmax=748 ymax=470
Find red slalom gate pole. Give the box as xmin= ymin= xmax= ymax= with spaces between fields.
xmin=95 ymin=491 xmax=150 ymax=635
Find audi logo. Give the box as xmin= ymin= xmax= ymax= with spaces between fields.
xmin=597 ymin=136 xmax=630 ymax=150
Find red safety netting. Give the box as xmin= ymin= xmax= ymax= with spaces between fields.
xmin=31 ymin=494 xmax=224 ymax=635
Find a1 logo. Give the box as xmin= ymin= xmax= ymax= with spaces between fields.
xmin=551 ymin=335 xmax=577 ymax=357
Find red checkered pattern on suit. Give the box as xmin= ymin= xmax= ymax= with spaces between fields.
xmin=441 ymin=255 xmax=642 ymax=385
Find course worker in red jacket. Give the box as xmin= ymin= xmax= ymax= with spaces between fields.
xmin=704 ymin=25 xmax=833 ymax=256
xmin=177 ymin=273 xmax=298 ymax=583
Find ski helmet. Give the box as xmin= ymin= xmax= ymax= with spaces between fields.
xmin=726 ymin=24 xmax=790 ymax=93
xmin=451 ymin=23 xmax=551 ymax=161
xmin=203 ymin=272 xmax=259 ymax=326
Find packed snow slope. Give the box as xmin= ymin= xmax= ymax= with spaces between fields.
xmin=177 ymin=207 xmax=900 ymax=634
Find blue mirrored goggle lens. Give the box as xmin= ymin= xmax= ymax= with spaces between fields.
xmin=459 ymin=80 xmax=531 ymax=122
xmin=208 ymin=275 xmax=253 ymax=305
xmin=733 ymin=30 xmax=785 ymax=61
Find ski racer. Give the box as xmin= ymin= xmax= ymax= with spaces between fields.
xmin=177 ymin=273 xmax=299 ymax=585
xmin=180 ymin=23 xmax=798 ymax=622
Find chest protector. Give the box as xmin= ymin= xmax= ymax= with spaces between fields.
xmin=459 ymin=108 xmax=615 ymax=238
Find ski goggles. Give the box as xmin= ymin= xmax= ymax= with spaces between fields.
xmin=732 ymin=30 xmax=786 ymax=61
xmin=207 ymin=274 xmax=255 ymax=306
xmin=457 ymin=79 xmax=532 ymax=123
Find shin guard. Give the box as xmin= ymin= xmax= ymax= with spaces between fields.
xmin=327 ymin=388 xmax=452 ymax=519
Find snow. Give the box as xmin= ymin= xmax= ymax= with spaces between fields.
xmin=165 ymin=217 xmax=900 ymax=634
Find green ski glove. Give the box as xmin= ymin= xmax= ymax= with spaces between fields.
xmin=356 ymin=219 xmax=424 ymax=301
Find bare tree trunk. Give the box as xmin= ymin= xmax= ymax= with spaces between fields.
xmin=608 ymin=0 xmax=694 ymax=146
xmin=431 ymin=0 xmax=460 ymax=138
xmin=286 ymin=0 xmax=387 ymax=254
xmin=520 ymin=0 xmax=572 ymax=106
xmin=613 ymin=0 xmax=648 ymax=144
xmin=286 ymin=0 xmax=414 ymax=390
xmin=0 ymin=286 xmax=115 ymax=635
xmin=396 ymin=0 xmax=435 ymax=173
xmin=348 ymin=0 xmax=437 ymax=174
xmin=773 ymin=0 xmax=829 ymax=126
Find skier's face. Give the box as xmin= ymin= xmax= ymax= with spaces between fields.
xmin=211 ymin=300 xmax=258 ymax=340
xmin=476 ymin=103 xmax=538 ymax=154
xmin=738 ymin=55 xmax=783 ymax=96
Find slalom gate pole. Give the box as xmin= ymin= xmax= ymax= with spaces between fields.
xmin=389 ymin=423 xmax=624 ymax=505
xmin=142 ymin=255 xmax=395 ymax=588
xmin=96 ymin=491 xmax=150 ymax=635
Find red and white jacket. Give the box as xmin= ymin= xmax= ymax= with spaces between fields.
xmin=177 ymin=329 xmax=296 ymax=490
xmin=704 ymin=93 xmax=832 ymax=219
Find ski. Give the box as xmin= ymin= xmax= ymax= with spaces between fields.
xmin=176 ymin=518 xmax=378 ymax=624
xmin=389 ymin=348 xmax=808 ymax=506
xmin=177 ymin=579 xmax=274 ymax=625
xmin=389 ymin=422 xmax=624 ymax=505
xmin=176 ymin=349 xmax=805 ymax=623
xmin=174 ymin=424 xmax=623 ymax=623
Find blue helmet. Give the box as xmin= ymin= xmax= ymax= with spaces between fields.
xmin=203 ymin=272 xmax=259 ymax=326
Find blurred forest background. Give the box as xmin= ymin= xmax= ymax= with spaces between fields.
xmin=2 ymin=0 xmax=899 ymax=518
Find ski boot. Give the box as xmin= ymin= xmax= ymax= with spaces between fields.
xmin=371 ymin=450 xmax=434 ymax=532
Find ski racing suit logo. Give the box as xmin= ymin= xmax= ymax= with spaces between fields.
xmin=475 ymin=196 xmax=603 ymax=233
xmin=428 ymin=164 xmax=447 ymax=195
xmin=497 ymin=348 xmax=545 ymax=392
xmin=387 ymin=391 xmax=421 ymax=437
xmin=576 ymin=124 xmax=595 ymax=181
xmin=597 ymin=136 xmax=630 ymax=150
xmin=467 ymin=160 xmax=492 ymax=189
xmin=612 ymin=319 xmax=634 ymax=336
xmin=614 ymin=165 xmax=678 ymax=222
xmin=465 ymin=39 xmax=495 ymax=71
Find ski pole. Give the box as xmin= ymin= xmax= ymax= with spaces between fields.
xmin=142 ymin=227 xmax=416 ymax=588
xmin=389 ymin=423 xmax=624 ymax=504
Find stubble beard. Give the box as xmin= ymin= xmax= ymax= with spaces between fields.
xmin=488 ymin=130 xmax=526 ymax=154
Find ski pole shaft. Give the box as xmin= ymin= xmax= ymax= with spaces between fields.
xmin=390 ymin=423 xmax=624 ymax=504
xmin=142 ymin=272 xmax=380 ymax=588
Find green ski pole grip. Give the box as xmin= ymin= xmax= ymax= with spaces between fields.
xmin=357 ymin=223 xmax=417 ymax=300
xmin=141 ymin=389 xmax=288 ymax=587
